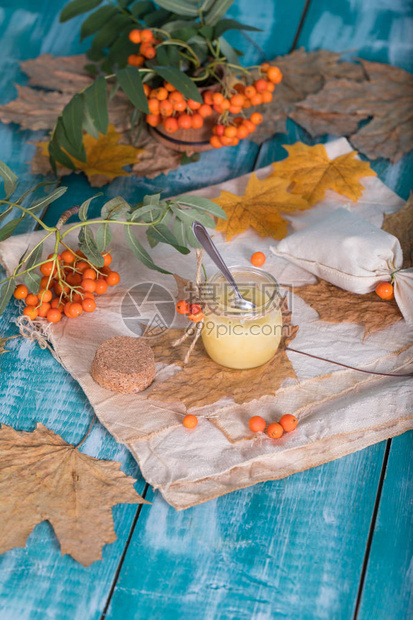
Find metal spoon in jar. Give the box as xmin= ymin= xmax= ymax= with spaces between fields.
xmin=192 ymin=221 xmax=256 ymax=311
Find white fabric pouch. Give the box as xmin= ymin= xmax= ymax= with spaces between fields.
xmin=272 ymin=208 xmax=413 ymax=323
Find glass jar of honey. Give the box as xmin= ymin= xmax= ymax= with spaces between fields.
xmin=200 ymin=266 xmax=283 ymax=370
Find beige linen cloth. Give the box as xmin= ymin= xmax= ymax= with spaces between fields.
xmin=1 ymin=138 xmax=412 ymax=510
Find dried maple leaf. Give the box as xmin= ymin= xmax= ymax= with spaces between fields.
xmin=382 ymin=194 xmax=413 ymax=269
xmin=271 ymin=143 xmax=376 ymax=206
xmin=250 ymin=48 xmax=365 ymax=145
xmin=21 ymin=54 xmax=93 ymax=94
xmin=148 ymin=298 xmax=298 ymax=409
xmin=293 ymin=279 xmax=402 ymax=338
xmin=292 ymin=60 xmax=413 ymax=162
xmin=213 ymin=172 xmax=309 ymax=241
xmin=0 ymin=423 xmax=149 ymax=566
xmin=37 ymin=125 xmax=143 ymax=186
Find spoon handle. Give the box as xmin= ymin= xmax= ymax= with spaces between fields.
xmin=191 ymin=221 xmax=242 ymax=298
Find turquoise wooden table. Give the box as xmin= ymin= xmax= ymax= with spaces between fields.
xmin=0 ymin=1 xmax=412 ymax=618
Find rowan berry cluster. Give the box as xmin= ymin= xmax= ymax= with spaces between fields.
xmin=13 ymin=250 xmax=120 ymax=323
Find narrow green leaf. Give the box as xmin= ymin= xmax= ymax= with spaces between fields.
xmin=199 ymin=24 xmax=213 ymax=39
xmin=173 ymin=216 xmax=186 ymax=247
xmin=91 ymin=13 xmax=131 ymax=50
xmin=116 ymin=66 xmax=149 ymax=114
xmin=54 ymin=118 xmax=85 ymax=162
xmin=170 ymin=26 xmax=198 ymax=41
xmin=101 ymin=196 xmax=130 ymax=220
xmin=0 ymin=207 xmax=12 ymax=225
xmin=205 ymin=0 xmax=233 ymax=26
xmin=130 ymin=1 xmax=153 ymax=19
xmin=154 ymin=0 xmax=199 ymax=16
xmin=0 ymin=217 xmax=22 ymax=242
xmin=28 ymin=186 xmax=67 ymax=213
xmin=185 ymin=224 xmax=201 ymax=249
xmin=95 ymin=223 xmax=113 ymax=252
xmin=0 ymin=277 xmax=15 ymax=316
xmin=147 ymin=223 xmax=190 ymax=254
xmin=171 ymin=204 xmax=215 ymax=229
xmin=79 ymin=194 xmax=100 ymax=222
xmin=144 ymin=8 xmax=171 ymax=27
xmin=83 ymin=76 xmax=109 ymax=135
xmin=23 ymin=245 xmax=44 ymax=293
xmin=0 ymin=162 xmax=18 ymax=198
xmin=80 ymin=5 xmax=118 ymax=40
xmin=60 ymin=0 xmax=103 ymax=23
xmin=152 ymin=66 xmax=202 ymax=103
xmin=82 ymin=107 xmax=100 ymax=139
xmin=48 ymin=139 xmax=76 ymax=171
xmin=214 ymin=19 xmax=261 ymax=38
xmin=124 ymin=226 xmax=171 ymax=274
xmin=218 ymin=36 xmax=241 ymax=66
xmin=201 ymin=0 xmax=216 ymax=11
xmin=175 ymin=195 xmax=227 ymax=219
xmin=78 ymin=227 xmax=105 ymax=267
xmin=61 ymin=95 xmax=86 ymax=161
xmin=129 ymin=204 xmax=162 ymax=222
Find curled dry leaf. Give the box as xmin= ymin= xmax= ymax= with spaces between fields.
xmin=293 ymin=279 xmax=403 ymax=339
xmin=148 ymin=298 xmax=298 ymax=410
xmin=0 ymin=423 xmax=149 ymax=566
xmin=213 ymin=171 xmax=309 ymax=241
xmin=271 ymin=143 xmax=376 ymax=206
xmin=382 ymin=194 xmax=413 ymax=269
xmin=291 ymin=60 xmax=413 ymax=162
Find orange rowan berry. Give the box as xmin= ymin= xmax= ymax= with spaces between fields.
xmin=215 ymin=124 xmax=225 ymax=136
xmin=47 ymin=253 xmax=61 ymax=260
xmin=46 ymin=308 xmax=62 ymax=323
xmin=236 ymin=125 xmax=249 ymax=139
xmin=40 ymin=261 xmax=56 ymax=277
xmin=40 ymin=276 xmax=54 ymax=289
xmin=14 ymin=284 xmax=28 ymax=300
xmin=220 ymin=135 xmax=234 ymax=147
xmin=174 ymin=100 xmax=186 ymax=112
xmin=102 ymin=253 xmax=112 ymax=267
xmin=148 ymin=98 xmax=160 ymax=114
xmin=178 ymin=113 xmax=192 ymax=129
xmin=23 ymin=305 xmax=38 ymax=320
xmin=255 ymin=78 xmax=269 ymax=92
xmin=128 ymin=54 xmax=144 ymax=67
xmin=82 ymin=298 xmax=97 ymax=313
xmin=54 ymin=282 xmax=69 ymax=296
xmin=183 ymin=414 xmax=198 ymax=429
xmin=76 ymin=261 xmax=89 ymax=273
xmin=249 ymin=416 xmax=266 ymax=432
xmin=159 ymin=99 xmax=173 ymax=116
xmin=233 ymin=82 xmax=244 ymax=93
xmin=146 ymin=114 xmax=161 ymax=127
xmin=37 ymin=302 xmax=51 ymax=318
xmin=168 ymin=90 xmax=184 ymax=104
xmin=242 ymin=99 xmax=252 ymax=109
xmin=71 ymin=293 xmax=83 ymax=303
xmin=66 ymin=273 xmax=82 ymax=286
xmin=244 ymin=85 xmax=256 ymax=98
xmin=230 ymin=94 xmax=244 ymax=107
xmin=199 ymin=103 xmax=212 ymax=118
xmin=154 ymin=87 xmax=168 ymax=101
xmin=51 ymin=298 xmax=64 ymax=311
xmin=191 ymin=114 xmax=203 ymax=129
xmin=81 ymin=278 xmax=96 ymax=293
xmin=203 ymin=90 xmax=214 ymax=105
xmin=375 ymin=282 xmax=394 ymax=300
xmin=176 ymin=300 xmax=189 ymax=315
xmin=38 ymin=288 xmax=53 ymax=303
xmin=26 ymin=293 xmax=39 ymax=306
xmin=212 ymin=92 xmax=224 ymax=105
xmin=63 ymin=302 xmax=73 ymax=318
xmin=143 ymin=83 xmax=151 ymax=97
xmin=164 ymin=81 xmax=176 ymax=92
xmin=261 ymin=62 xmax=270 ymax=72
xmin=262 ymin=91 xmax=273 ymax=103
xmin=188 ymin=309 xmax=204 ymax=322
xmin=243 ymin=119 xmax=256 ymax=133
xmin=251 ymin=251 xmax=266 ymax=267
xmin=61 ymin=250 xmax=75 ymax=264
xmin=83 ymin=268 xmax=97 ymax=281
xmin=140 ymin=44 xmax=155 ymax=59
xmin=250 ymin=93 xmax=263 ymax=106
xmin=213 ymin=104 xmax=223 ymax=114
xmin=267 ymin=66 xmax=283 ymax=84
xmin=140 ymin=29 xmax=153 ymax=43
xmin=82 ymin=292 xmax=95 ymax=300
xmin=224 ymin=125 xmax=237 ymax=138
xmin=70 ymin=302 xmax=83 ymax=318
xmin=267 ymin=422 xmax=284 ymax=439
xmin=231 ymin=137 xmax=240 ymax=146
xmin=250 ymin=112 xmax=263 ymax=125
xmin=210 ymin=136 xmax=222 ymax=148
xmin=279 ymin=414 xmax=298 ymax=432
xmin=266 ymin=82 xmax=275 ymax=92
xmin=221 ymin=98 xmax=230 ymax=111
xmin=187 ymin=98 xmax=201 ymax=110
xmin=94 ymin=278 xmax=108 ymax=295
xmin=107 ymin=271 xmax=120 ymax=286
xmin=163 ymin=117 xmax=179 ymax=133
xmin=129 ymin=29 xmax=142 ymax=44
xmin=228 ymin=105 xmax=242 ymax=114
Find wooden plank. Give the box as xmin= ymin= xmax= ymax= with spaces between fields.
xmin=357 ymin=433 xmax=413 ymax=620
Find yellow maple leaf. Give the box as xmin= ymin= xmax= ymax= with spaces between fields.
xmin=39 ymin=125 xmax=143 ymax=184
xmin=271 ymin=142 xmax=376 ymax=206
xmin=213 ymin=172 xmax=309 ymax=241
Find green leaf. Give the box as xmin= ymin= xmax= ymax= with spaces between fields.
xmin=144 ymin=7 xmax=171 ymax=27
xmin=54 ymin=118 xmax=85 ymax=163
xmin=101 ymin=196 xmax=131 ymax=220
xmin=214 ymin=18 xmax=261 ymax=38
xmin=91 ymin=13 xmax=131 ymax=50
xmin=23 ymin=245 xmax=44 ymax=293
xmin=79 ymin=194 xmax=101 ymax=222
xmin=147 ymin=223 xmax=190 ymax=254
xmin=151 ymin=0 xmax=197 ymax=16
xmin=60 ymin=0 xmax=103 ymax=22
xmin=82 ymin=106 xmax=100 ymax=139
xmin=175 ymin=195 xmax=226 ymax=219
xmin=171 ymin=204 xmax=215 ymax=229
xmin=95 ymin=223 xmax=113 ymax=252
xmin=61 ymin=95 xmax=86 ymax=161
xmin=78 ymin=226 xmax=105 ymax=267
xmin=0 ymin=277 xmax=15 ymax=316
xmin=0 ymin=162 xmax=18 ymax=198
xmin=116 ymin=66 xmax=149 ymax=114
xmin=152 ymin=66 xmax=202 ymax=103
xmin=173 ymin=216 xmax=186 ymax=247
xmin=170 ymin=26 xmax=198 ymax=41
xmin=130 ymin=1 xmax=154 ymax=19
xmin=0 ymin=207 xmax=12 ymax=225
xmin=48 ymin=139 xmax=76 ymax=171
xmin=218 ymin=36 xmax=240 ymax=66
xmin=28 ymin=186 xmax=68 ymax=214
xmin=0 ymin=217 xmax=22 ymax=242
xmin=198 ymin=24 xmax=213 ymax=39
xmin=83 ymin=76 xmax=109 ymax=135
xmin=205 ymin=0 xmax=233 ymax=26
xmin=124 ymin=226 xmax=171 ymax=274
xmin=185 ymin=224 xmax=201 ymax=249
xmin=80 ymin=5 xmax=118 ymax=40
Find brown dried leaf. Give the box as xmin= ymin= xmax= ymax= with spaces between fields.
xmin=292 ymin=60 xmax=413 ymax=162
xmin=382 ymin=194 xmax=413 ymax=268
xmin=148 ymin=298 xmax=298 ymax=409
xmin=250 ymin=48 xmax=366 ymax=145
xmin=21 ymin=54 xmax=93 ymax=93
xmin=0 ymin=423 xmax=149 ymax=566
xmin=131 ymin=125 xmax=182 ymax=179
xmin=294 ymin=279 xmax=402 ymax=338
xmin=0 ymin=85 xmax=74 ymax=131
